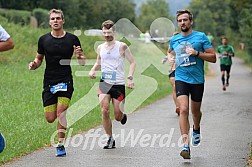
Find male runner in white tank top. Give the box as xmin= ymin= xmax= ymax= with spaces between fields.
xmin=89 ymin=20 xmax=135 ymax=149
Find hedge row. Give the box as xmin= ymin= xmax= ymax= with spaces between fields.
xmin=0 ymin=8 xmax=49 ymax=28
xmin=0 ymin=8 xmax=30 ymax=25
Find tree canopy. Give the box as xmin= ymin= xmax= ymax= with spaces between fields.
xmin=189 ymin=0 xmax=252 ymax=54
xmin=0 ymin=0 xmax=135 ymax=29
xmin=135 ymin=0 xmax=173 ymax=32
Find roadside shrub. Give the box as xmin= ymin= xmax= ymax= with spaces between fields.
xmin=32 ymin=8 xmax=49 ymax=28
xmin=0 ymin=8 xmax=31 ymax=25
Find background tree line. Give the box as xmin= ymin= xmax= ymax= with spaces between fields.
xmin=189 ymin=0 xmax=252 ymax=56
xmin=0 ymin=0 xmax=252 ymax=56
xmin=0 ymin=0 xmax=172 ymax=31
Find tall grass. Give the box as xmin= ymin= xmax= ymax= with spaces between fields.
xmin=0 ymin=20 xmax=219 ymax=164
xmin=236 ymin=49 xmax=252 ymax=68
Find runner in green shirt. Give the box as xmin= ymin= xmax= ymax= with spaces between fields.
xmin=207 ymin=32 xmax=214 ymax=45
xmin=217 ymin=37 xmax=234 ymax=91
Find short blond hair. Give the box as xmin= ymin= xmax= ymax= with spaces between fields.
xmin=49 ymin=9 xmax=64 ymax=20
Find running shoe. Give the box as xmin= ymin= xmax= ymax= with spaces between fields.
xmin=56 ymin=143 xmax=66 ymax=156
xmin=103 ymin=137 xmax=115 ymax=149
xmin=180 ymin=144 xmax=191 ymax=159
xmin=0 ymin=133 xmax=6 ymax=153
xmin=222 ymin=85 xmax=226 ymax=91
xmin=121 ymin=114 xmax=127 ymax=125
xmin=192 ymin=126 xmax=201 ymax=146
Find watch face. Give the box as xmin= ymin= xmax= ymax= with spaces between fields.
xmin=128 ymin=76 xmax=133 ymax=80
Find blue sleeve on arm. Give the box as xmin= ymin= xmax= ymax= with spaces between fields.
xmin=202 ymin=34 xmax=212 ymax=50
xmin=169 ymin=39 xmax=174 ymax=51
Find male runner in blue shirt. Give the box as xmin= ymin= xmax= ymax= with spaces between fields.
xmin=169 ymin=9 xmax=216 ymax=159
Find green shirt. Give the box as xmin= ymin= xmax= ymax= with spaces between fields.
xmin=217 ymin=45 xmax=234 ymax=65
xmin=207 ymin=35 xmax=214 ymax=43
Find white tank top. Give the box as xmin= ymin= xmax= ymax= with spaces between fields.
xmin=100 ymin=41 xmax=125 ymax=85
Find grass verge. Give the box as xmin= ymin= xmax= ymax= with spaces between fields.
xmin=0 ymin=38 xmax=172 ymax=164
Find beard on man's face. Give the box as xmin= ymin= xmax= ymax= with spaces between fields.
xmin=105 ymin=36 xmax=114 ymax=41
xmin=180 ymin=25 xmax=191 ymax=32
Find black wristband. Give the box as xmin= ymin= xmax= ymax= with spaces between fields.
xmin=127 ymin=76 xmax=133 ymax=80
xmin=196 ymin=51 xmax=200 ymax=57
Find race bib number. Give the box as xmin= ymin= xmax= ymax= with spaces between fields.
xmin=101 ymin=71 xmax=116 ymax=81
xmin=50 ymin=83 xmax=67 ymax=94
xmin=179 ymin=54 xmax=196 ymax=67
xmin=221 ymin=54 xmax=228 ymax=58
xmin=174 ymin=41 xmax=197 ymax=67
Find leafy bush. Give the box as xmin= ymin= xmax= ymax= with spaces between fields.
xmin=32 ymin=8 xmax=49 ymax=28
xmin=0 ymin=8 xmax=31 ymax=25
xmin=0 ymin=15 xmax=8 ymax=23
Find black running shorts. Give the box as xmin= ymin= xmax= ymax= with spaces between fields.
xmin=42 ymin=81 xmax=74 ymax=112
xmin=98 ymin=80 xmax=125 ymax=102
xmin=175 ymin=80 xmax=204 ymax=102
xmin=169 ymin=70 xmax=175 ymax=78
xmin=220 ymin=64 xmax=231 ymax=73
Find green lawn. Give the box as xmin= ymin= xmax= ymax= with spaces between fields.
xmin=0 ymin=21 xmax=220 ymax=165
xmin=0 ymin=21 xmax=173 ymax=164
xmin=0 ymin=57 xmax=172 ymax=164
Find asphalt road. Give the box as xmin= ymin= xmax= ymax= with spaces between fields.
xmin=4 ymin=57 xmax=252 ymax=167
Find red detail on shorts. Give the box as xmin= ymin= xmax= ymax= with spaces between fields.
xmin=98 ymin=88 xmax=102 ymax=95
xmin=117 ymin=94 xmax=125 ymax=102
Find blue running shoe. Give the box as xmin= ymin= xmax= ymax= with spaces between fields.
xmin=56 ymin=144 xmax=66 ymax=157
xmin=192 ymin=126 xmax=201 ymax=146
xmin=0 ymin=133 xmax=6 ymax=153
xmin=180 ymin=144 xmax=191 ymax=159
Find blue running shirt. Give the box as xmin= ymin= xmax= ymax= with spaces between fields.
xmin=169 ymin=31 xmax=212 ymax=84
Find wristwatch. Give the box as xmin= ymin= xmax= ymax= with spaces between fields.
xmin=127 ymin=76 xmax=133 ymax=80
